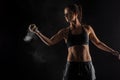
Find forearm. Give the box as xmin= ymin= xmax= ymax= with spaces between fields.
xmin=89 ymin=26 xmax=120 ymax=59
xmin=96 ymin=41 xmax=118 ymax=55
xmin=35 ymin=30 xmax=53 ymax=46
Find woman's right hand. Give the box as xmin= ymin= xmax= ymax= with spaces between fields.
xmin=29 ymin=24 xmax=38 ymax=33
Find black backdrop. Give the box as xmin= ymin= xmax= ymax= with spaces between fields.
xmin=1 ymin=0 xmax=120 ymax=80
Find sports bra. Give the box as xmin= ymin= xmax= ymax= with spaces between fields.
xmin=66 ymin=26 xmax=89 ymax=47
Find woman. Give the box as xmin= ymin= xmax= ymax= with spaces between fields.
xmin=29 ymin=4 xmax=120 ymax=80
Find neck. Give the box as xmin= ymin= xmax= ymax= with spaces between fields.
xmin=70 ymin=18 xmax=82 ymax=29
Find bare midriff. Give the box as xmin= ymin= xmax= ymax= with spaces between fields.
xmin=67 ymin=45 xmax=92 ymax=62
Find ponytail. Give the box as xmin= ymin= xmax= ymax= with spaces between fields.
xmin=74 ymin=4 xmax=82 ymax=22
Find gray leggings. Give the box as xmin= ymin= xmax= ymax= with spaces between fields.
xmin=63 ymin=61 xmax=96 ymax=80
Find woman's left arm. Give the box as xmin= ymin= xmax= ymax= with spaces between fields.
xmin=89 ymin=25 xmax=120 ymax=59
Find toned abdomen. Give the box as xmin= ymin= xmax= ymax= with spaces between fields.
xmin=67 ymin=45 xmax=92 ymax=62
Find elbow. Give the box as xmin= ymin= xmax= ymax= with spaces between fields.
xmin=47 ymin=43 xmax=54 ymax=46
xmin=94 ymin=41 xmax=102 ymax=47
xmin=47 ymin=44 xmax=52 ymax=46
xmin=93 ymin=40 xmax=101 ymax=46
xmin=96 ymin=41 xmax=101 ymax=45
xmin=46 ymin=40 xmax=56 ymax=46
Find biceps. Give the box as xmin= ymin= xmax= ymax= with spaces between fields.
xmin=50 ymin=33 xmax=63 ymax=44
xmin=89 ymin=31 xmax=100 ymax=45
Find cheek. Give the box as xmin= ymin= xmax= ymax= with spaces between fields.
xmin=69 ymin=15 xmax=75 ymax=21
xmin=72 ymin=15 xmax=76 ymax=20
xmin=64 ymin=14 xmax=75 ymax=21
xmin=68 ymin=15 xmax=74 ymax=20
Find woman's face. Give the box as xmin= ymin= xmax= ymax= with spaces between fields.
xmin=64 ymin=8 xmax=76 ymax=22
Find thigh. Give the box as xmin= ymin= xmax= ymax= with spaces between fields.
xmin=63 ymin=62 xmax=79 ymax=80
xmin=80 ymin=62 xmax=96 ymax=80
xmin=62 ymin=62 xmax=96 ymax=80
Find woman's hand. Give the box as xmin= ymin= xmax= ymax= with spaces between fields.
xmin=112 ymin=51 xmax=120 ymax=60
xmin=29 ymin=24 xmax=39 ymax=33
xmin=117 ymin=52 xmax=120 ymax=60
xmin=116 ymin=53 xmax=120 ymax=60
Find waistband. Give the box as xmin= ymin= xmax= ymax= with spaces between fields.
xmin=66 ymin=61 xmax=92 ymax=65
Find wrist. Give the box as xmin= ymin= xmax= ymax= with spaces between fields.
xmin=111 ymin=49 xmax=115 ymax=53
xmin=112 ymin=50 xmax=119 ymax=56
xmin=35 ymin=30 xmax=40 ymax=34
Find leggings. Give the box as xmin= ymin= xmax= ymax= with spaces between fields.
xmin=63 ymin=61 xmax=96 ymax=80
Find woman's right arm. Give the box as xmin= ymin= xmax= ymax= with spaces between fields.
xmin=29 ymin=24 xmax=66 ymax=46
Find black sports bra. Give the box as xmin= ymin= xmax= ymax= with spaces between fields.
xmin=66 ymin=26 xmax=89 ymax=47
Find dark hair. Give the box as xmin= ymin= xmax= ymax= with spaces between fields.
xmin=65 ymin=4 xmax=82 ymax=22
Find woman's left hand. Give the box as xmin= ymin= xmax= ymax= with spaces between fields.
xmin=118 ymin=54 xmax=120 ymax=60
xmin=113 ymin=51 xmax=120 ymax=60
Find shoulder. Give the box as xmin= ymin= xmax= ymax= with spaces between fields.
xmin=56 ymin=27 xmax=69 ymax=37
xmin=83 ymin=24 xmax=91 ymax=29
xmin=58 ymin=27 xmax=69 ymax=33
xmin=82 ymin=24 xmax=95 ymax=35
xmin=83 ymin=24 xmax=94 ymax=31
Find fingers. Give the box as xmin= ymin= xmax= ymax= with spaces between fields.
xmin=115 ymin=51 xmax=120 ymax=60
xmin=117 ymin=54 xmax=120 ymax=60
xmin=28 ymin=24 xmax=38 ymax=32
xmin=29 ymin=24 xmax=36 ymax=29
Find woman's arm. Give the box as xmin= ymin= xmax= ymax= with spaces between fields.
xmin=29 ymin=24 xmax=66 ymax=46
xmin=89 ymin=25 xmax=120 ymax=57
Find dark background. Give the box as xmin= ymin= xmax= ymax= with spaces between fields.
xmin=1 ymin=0 xmax=120 ymax=80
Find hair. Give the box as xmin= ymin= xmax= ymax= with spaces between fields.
xmin=65 ymin=4 xmax=82 ymax=22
